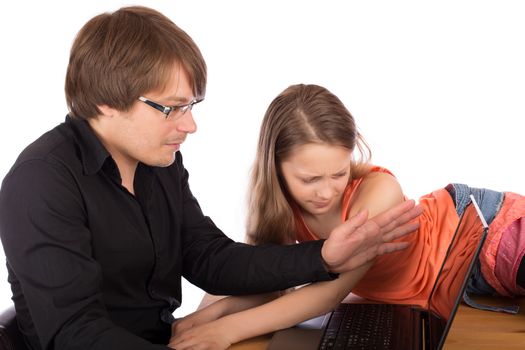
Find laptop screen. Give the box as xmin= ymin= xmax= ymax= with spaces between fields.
xmin=427 ymin=199 xmax=488 ymax=348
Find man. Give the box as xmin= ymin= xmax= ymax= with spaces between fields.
xmin=0 ymin=6 xmax=421 ymax=349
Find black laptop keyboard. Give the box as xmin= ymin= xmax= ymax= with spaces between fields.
xmin=319 ymin=303 xmax=395 ymax=350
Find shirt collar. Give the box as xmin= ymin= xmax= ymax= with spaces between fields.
xmin=66 ymin=115 xmax=112 ymax=176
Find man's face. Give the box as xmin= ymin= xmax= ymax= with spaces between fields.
xmin=99 ymin=66 xmax=198 ymax=170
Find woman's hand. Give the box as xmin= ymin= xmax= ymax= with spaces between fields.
xmin=322 ymin=199 xmax=422 ymax=273
xmin=170 ymin=293 xmax=283 ymax=349
xmin=171 ymin=303 xmax=224 ymax=337
xmin=169 ymin=318 xmax=234 ymax=350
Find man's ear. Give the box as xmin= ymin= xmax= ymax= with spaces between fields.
xmin=97 ymin=104 xmax=119 ymax=118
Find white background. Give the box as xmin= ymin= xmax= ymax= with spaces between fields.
xmin=1 ymin=0 xmax=524 ymax=319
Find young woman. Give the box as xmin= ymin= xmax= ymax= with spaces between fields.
xmin=170 ymin=84 xmax=525 ymax=350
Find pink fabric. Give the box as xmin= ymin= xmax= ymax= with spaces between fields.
xmin=480 ymin=192 xmax=525 ymax=296
xmin=494 ymin=217 xmax=525 ymax=296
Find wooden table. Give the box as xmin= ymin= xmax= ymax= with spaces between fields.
xmin=199 ymin=294 xmax=525 ymax=349
xmin=442 ymin=296 xmax=525 ymax=349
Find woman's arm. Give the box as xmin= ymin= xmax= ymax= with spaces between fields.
xmin=170 ymin=172 xmax=406 ymax=349
xmin=169 ymin=267 xmax=369 ymax=349
xmin=348 ymin=171 xmax=405 ymax=218
xmin=171 ymin=292 xmax=281 ymax=335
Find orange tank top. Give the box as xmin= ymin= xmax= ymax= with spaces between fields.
xmin=292 ymin=166 xmax=482 ymax=307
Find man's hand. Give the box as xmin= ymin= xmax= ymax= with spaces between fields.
xmin=322 ymin=199 xmax=422 ymax=273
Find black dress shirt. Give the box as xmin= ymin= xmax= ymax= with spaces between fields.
xmin=0 ymin=116 xmax=334 ymax=350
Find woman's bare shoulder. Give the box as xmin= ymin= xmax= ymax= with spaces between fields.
xmin=350 ymin=171 xmax=404 ymax=218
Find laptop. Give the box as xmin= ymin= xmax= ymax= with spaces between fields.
xmin=268 ymin=195 xmax=489 ymax=350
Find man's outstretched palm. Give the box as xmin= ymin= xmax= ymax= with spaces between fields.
xmin=322 ymin=199 xmax=422 ymax=273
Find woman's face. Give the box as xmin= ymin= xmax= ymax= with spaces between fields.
xmin=280 ymin=143 xmax=352 ymax=217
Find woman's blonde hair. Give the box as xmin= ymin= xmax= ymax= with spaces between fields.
xmin=246 ymin=84 xmax=371 ymax=245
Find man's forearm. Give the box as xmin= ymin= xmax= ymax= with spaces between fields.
xmin=187 ymin=239 xmax=335 ymax=295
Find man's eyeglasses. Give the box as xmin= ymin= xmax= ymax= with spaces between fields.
xmin=138 ymin=96 xmax=204 ymax=119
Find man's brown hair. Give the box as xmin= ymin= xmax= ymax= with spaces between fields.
xmin=65 ymin=6 xmax=207 ymax=120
